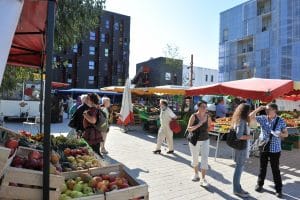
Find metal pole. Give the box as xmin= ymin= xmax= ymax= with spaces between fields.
xmin=40 ymin=67 xmax=43 ymax=133
xmin=189 ymin=54 xmax=193 ymax=87
xmin=43 ymin=1 xmax=55 ymax=200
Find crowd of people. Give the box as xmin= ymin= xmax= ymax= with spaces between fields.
xmin=66 ymin=93 xmax=289 ymax=198
xmin=152 ymin=99 xmax=288 ymax=198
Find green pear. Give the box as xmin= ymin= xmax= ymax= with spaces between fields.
xmin=60 ymin=183 xmax=67 ymax=193
xmin=59 ymin=194 xmax=72 ymax=200
xmin=73 ymin=182 xmax=83 ymax=192
xmin=82 ymin=185 xmax=93 ymax=194
xmin=70 ymin=191 xmax=84 ymax=198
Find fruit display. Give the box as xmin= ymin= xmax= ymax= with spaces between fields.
xmin=60 ymin=171 xmax=130 ymax=199
xmin=11 ymin=148 xmax=43 ymax=171
xmin=18 ymin=136 xmax=43 ymax=150
xmin=58 ymin=147 xmax=101 ymax=172
xmin=51 ymin=135 xmax=87 ymax=150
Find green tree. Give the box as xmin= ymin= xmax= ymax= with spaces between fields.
xmin=55 ymin=0 xmax=106 ymax=50
xmin=0 ymin=66 xmax=36 ymax=96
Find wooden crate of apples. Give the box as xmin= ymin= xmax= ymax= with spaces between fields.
xmin=0 ymin=146 xmax=64 ymax=200
xmin=60 ymin=164 xmax=149 ymax=200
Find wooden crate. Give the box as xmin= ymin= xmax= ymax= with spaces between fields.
xmin=0 ymin=146 xmax=13 ymax=178
xmin=0 ymin=167 xmax=64 ymax=200
xmin=0 ymin=146 xmax=64 ymax=200
xmin=62 ymin=164 xmax=149 ymax=200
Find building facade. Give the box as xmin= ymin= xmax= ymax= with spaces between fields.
xmin=182 ymin=65 xmax=218 ymax=87
xmin=133 ymin=57 xmax=183 ymax=87
xmin=219 ymin=0 xmax=300 ymax=82
xmin=53 ymin=10 xmax=130 ymax=88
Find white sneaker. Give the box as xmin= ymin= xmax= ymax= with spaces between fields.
xmin=200 ymin=178 xmax=209 ymax=187
xmin=191 ymin=174 xmax=200 ymax=182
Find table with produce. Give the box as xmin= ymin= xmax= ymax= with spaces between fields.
xmin=0 ymin=127 xmax=149 ymax=200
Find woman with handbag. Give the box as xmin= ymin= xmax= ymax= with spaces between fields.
xmin=187 ymin=101 xmax=212 ymax=187
xmin=82 ymin=93 xmax=103 ymax=157
xmin=231 ymin=103 xmax=252 ymax=198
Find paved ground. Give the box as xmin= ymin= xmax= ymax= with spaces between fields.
xmin=4 ymin=118 xmax=300 ymax=200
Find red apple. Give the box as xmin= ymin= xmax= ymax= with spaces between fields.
xmin=102 ymin=174 xmax=110 ymax=181
xmin=119 ymin=183 xmax=129 ymax=189
xmin=5 ymin=139 xmax=19 ymax=149
xmin=11 ymin=155 xmax=25 ymax=167
xmin=28 ymin=151 xmax=42 ymax=160
xmin=63 ymin=148 xmax=71 ymax=156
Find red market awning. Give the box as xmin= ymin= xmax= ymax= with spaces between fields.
xmin=51 ymin=81 xmax=70 ymax=89
xmin=7 ymin=0 xmax=48 ymax=68
xmin=186 ymin=78 xmax=294 ymax=102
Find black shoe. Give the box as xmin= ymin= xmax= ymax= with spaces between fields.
xmin=167 ymin=150 xmax=174 ymax=154
xmin=255 ymin=185 xmax=263 ymax=192
xmin=276 ymin=192 xmax=283 ymax=198
xmin=153 ymin=150 xmax=161 ymax=154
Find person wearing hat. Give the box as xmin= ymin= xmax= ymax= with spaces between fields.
xmin=153 ymin=99 xmax=177 ymax=154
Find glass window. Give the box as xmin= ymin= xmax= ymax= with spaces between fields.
xmin=67 ymin=79 xmax=72 ymax=83
xmin=68 ymin=59 xmax=72 ymax=68
xmin=105 ymin=20 xmax=110 ymax=29
xmin=90 ymin=32 xmax=96 ymax=40
xmin=165 ymin=72 xmax=171 ymax=80
xmin=73 ymin=44 xmax=78 ymax=53
xmin=114 ymin=22 xmax=119 ymax=31
xmin=211 ymin=75 xmax=214 ymax=82
xmin=104 ymin=48 xmax=109 ymax=57
xmin=89 ymin=46 xmax=95 ymax=55
xmin=205 ymin=75 xmax=208 ymax=82
xmin=223 ymin=29 xmax=228 ymax=42
xmin=89 ymin=61 xmax=95 ymax=70
xmin=88 ymin=76 xmax=94 ymax=84
xmin=101 ymin=33 xmax=105 ymax=42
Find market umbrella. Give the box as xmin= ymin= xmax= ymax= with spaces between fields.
xmin=186 ymin=78 xmax=294 ymax=102
xmin=118 ymin=78 xmax=134 ymax=125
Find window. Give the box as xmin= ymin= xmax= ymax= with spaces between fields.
xmin=100 ymin=33 xmax=105 ymax=42
xmin=68 ymin=59 xmax=72 ymax=68
xmin=104 ymin=63 xmax=108 ymax=71
xmin=105 ymin=33 xmax=110 ymax=44
xmin=114 ymin=22 xmax=119 ymax=31
xmin=211 ymin=75 xmax=214 ymax=82
xmin=89 ymin=46 xmax=95 ymax=55
xmin=73 ymin=44 xmax=78 ymax=53
xmin=89 ymin=61 xmax=95 ymax=70
xmin=165 ymin=72 xmax=171 ymax=80
xmin=223 ymin=29 xmax=228 ymax=42
xmin=104 ymin=48 xmax=109 ymax=57
xmin=88 ymin=76 xmax=94 ymax=85
xmin=105 ymin=20 xmax=110 ymax=29
xmin=89 ymin=32 xmax=96 ymax=40
xmin=205 ymin=75 xmax=208 ymax=82
xmin=67 ymin=79 xmax=72 ymax=83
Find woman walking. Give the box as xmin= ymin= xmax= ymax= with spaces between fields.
xmin=231 ymin=103 xmax=252 ymax=198
xmin=187 ymin=101 xmax=212 ymax=187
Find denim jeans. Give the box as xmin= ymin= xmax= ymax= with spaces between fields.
xmin=233 ymin=148 xmax=247 ymax=193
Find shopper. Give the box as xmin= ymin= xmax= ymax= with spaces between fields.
xmin=153 ymin=99 xmax=177 ymax=154
xmin=100 ymin=96 xmax=111 ymax=154
xmin=216 ymin=98 xmax=227 ymax=118
xmin=231 ymin=103 xmax=252 ymax=198
xmin=82 ymin=93 xmax=103 ymax=157
xmin=68 ymin=94 xmax=89 ymax=137
xmin=249 ymin=103 xmax=288 ymax=198
xmin=187 ymin=101 xmax=212 ymax=187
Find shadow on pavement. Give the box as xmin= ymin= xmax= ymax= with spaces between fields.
xmin=202 ymin=184 xmax=243 ymax=200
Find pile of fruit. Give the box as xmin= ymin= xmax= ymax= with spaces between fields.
xmin=60 ymin=172 xmax=130 ymax=199
xmin=1 ymin=138 xmax=19 ymax=157
xmin=11 ymin=150 xmax=43 ymax=170
xmin=58 ymin=147 xmax=100 ymax=172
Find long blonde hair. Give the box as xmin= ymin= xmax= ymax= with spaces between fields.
xmin=231 ymin=103 xmax=250 ymax=128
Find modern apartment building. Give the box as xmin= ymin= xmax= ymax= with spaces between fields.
xmin=219 ymin=0 xmax=300 ymax=82
xmin=53 ymin=10 xmax=130 ymax=88
xmin=182 ymin=65 xmax=218 ymax=87
xmin=133 ymin=57 xmax=183 ymax=87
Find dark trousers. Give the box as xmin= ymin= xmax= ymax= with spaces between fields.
xmin=257 ymin=151 xmax=282 ymax=192
xmin=90 ymin=143 xmax=103 ymax=158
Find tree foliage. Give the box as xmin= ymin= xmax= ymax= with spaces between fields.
xmin=163 ymin=43 xmax=184 ymax=68
xmin=55 ymin=0 xmax=106 ymax=50
xmin=0 ymin=66 xmax=36 ymax=93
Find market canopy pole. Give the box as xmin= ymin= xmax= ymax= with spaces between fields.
xmin=43 ymin=0 xmax=56 ymax=199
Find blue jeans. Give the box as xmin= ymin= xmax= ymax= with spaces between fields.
xmin=233 ymin=149 xmax=247 ymax=193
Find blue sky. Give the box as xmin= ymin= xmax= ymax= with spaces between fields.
xmin=105 ymin=0 xmax=247 ymax=78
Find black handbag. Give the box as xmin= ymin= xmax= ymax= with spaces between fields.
xmin=226 ymin=128 xmax=247 ymax=150
xmin=258 ymin=117 xmax=279 ymax=152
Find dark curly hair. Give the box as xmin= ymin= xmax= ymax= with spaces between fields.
xmin=87 ymin=93 xmax=100 ymax=105
xmin=231 ymin=103 xmax=250 ymax=127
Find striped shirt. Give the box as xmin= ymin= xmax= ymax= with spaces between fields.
xmin=256 ymin=115 xmax=287 ymax=153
